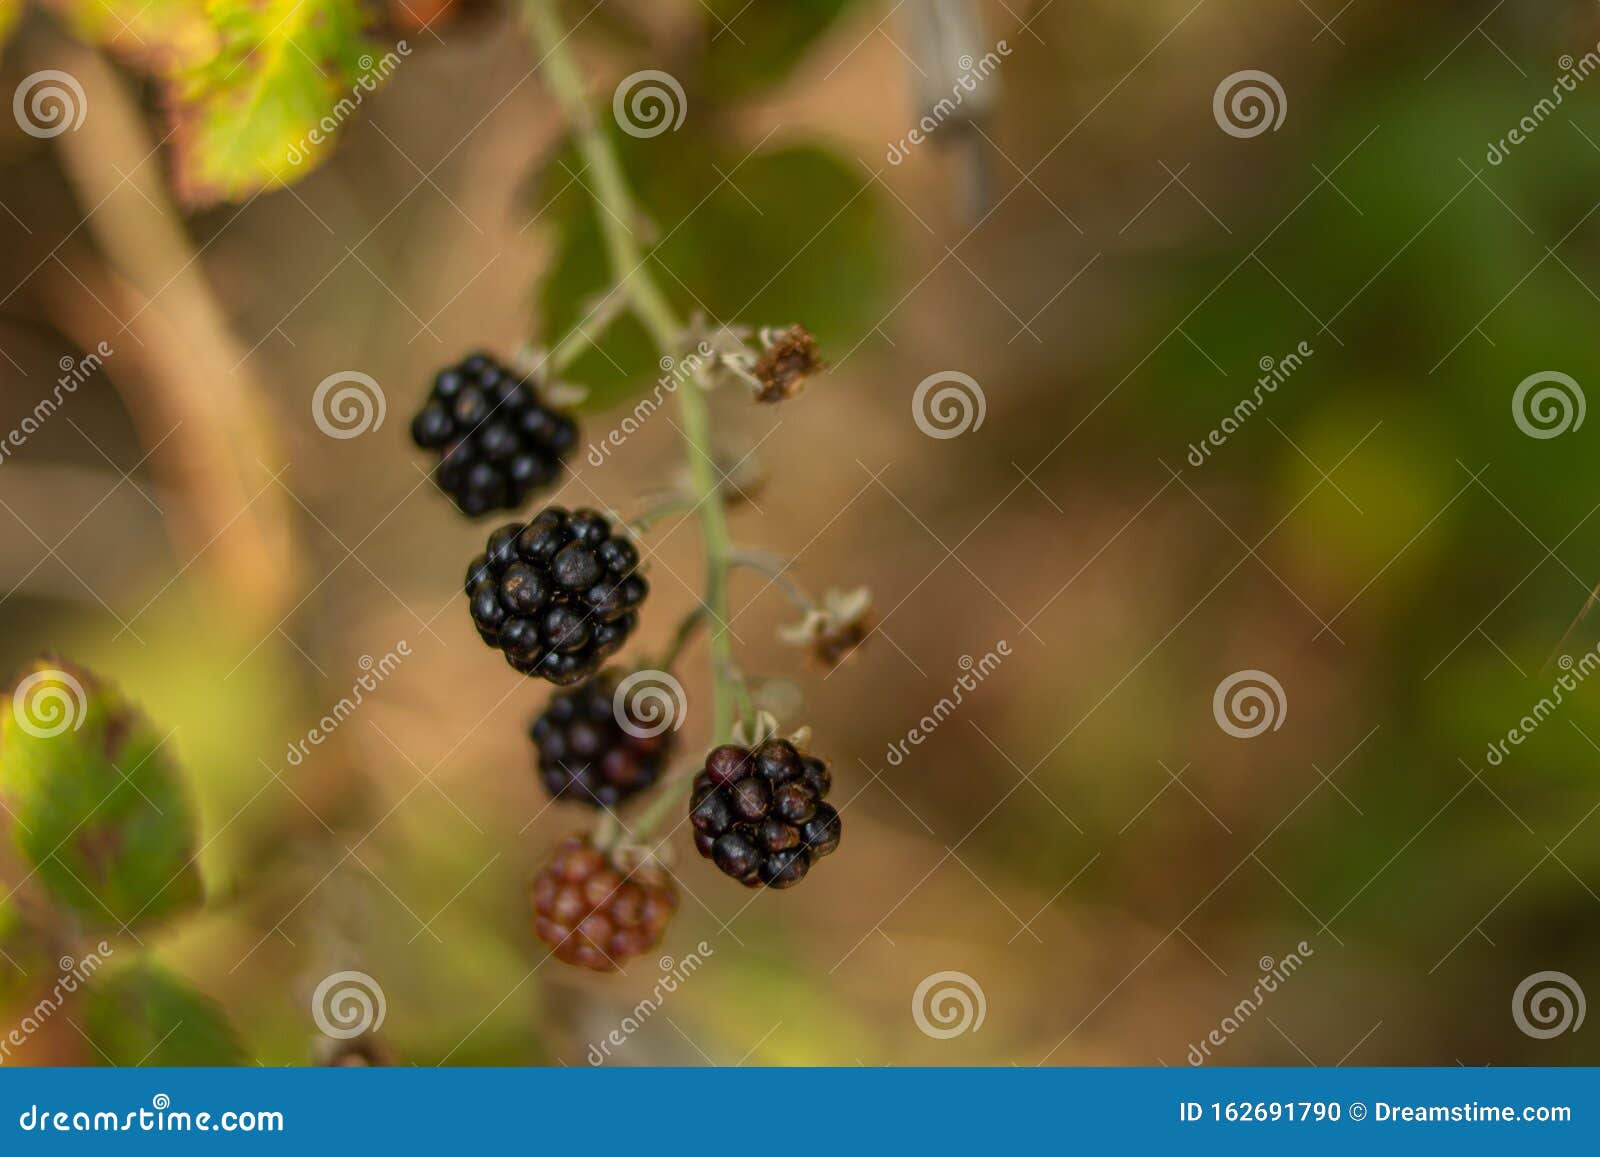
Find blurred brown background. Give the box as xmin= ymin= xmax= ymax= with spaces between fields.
xmin=3 ymin=0 xmax=1600 ymax=1065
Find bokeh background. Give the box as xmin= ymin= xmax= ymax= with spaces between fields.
xmin=3 ymin=0 xmax=1600 ymax=1065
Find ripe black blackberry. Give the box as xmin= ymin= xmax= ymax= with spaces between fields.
xmin=689 ymin=739 xmax=840 ymax=889
xmin=467 ymin=507 xmax=647 ymax=685
xmin=530 ymin=669 xmax=672 ymax=807
xmin=411 ymin=351 xmax=577 ymax=516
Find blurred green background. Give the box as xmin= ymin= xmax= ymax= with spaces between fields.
xmin=2 ymin=0 xmax=1600 ymax=1065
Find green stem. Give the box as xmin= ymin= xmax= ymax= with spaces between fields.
xmin=657 ymin=606 xmax=708 ymax=674
xmin=627 ymin=760 xmax=700 ymax=846
xmin=547 ymin=286 xmax=628 ymax=373
xmin=526 ymin=0 xmax=738 ymax=747
xmin=629 ymin=492 xmax=697 ymax=535
xmin=730 ymin=549 xmax=815 ymax=614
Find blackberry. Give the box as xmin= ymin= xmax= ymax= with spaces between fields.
xmin=690 ymin=739 xmax=840 ymax=889
xmin=466 ymin=507 xmax=647 ymax=685
xmin=532 ymin=835 xmax=676 ymax=971
xmin=530 ymin=669 xmax=673 ymax=807
xmin=411 ymin=351 xmax=577 ymax=517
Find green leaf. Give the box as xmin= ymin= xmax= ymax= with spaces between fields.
xmin=0 ymin=659 xmax=204 ymax=931
xmin=702 ymin=0 xmax=861 ymax=98
xmin=85 ymin=959 xmax=246 ymax=1065
xmin=166 ymin=0 xmax=379 ymax=205
xmin=538 ymin=137 xmax=887 ymax=406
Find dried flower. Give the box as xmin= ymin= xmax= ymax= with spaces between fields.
xmin=779 ymin=587 xmax=873 ymax=668
xmin=752 ymin=325 xmax=823 ymax=403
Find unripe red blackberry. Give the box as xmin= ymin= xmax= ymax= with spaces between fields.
xmin=531 ymin=835 xmax=677 ymax=971
xmin=411 ymin=352 xmax=577 ymax=517
xmin=690 ymin=739 xmax=840 ymax=888
xmin=466 ymin=507 xmax=647 ymax=685
xmin=529 ymin=669 xmax=673 ymax=807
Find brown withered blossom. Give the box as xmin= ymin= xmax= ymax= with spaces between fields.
xmin=752 ymin=325 xmax=824 ymax=403
xmin=779 ymin=587 xmax=873 ymax=668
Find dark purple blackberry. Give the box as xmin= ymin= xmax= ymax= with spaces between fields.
xmin=530 ymin=670 xmax=673 ymax=807
xmin=466 ymin=507 xmax=648 ymax=685
xmin=690 ymin=739 xmax=840 ymax=889
xmin=411 ymin=351 xmax=577 ymax=517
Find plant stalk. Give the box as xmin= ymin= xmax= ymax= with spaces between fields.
xmin=525 ymin=0 xmax=738 ymax=754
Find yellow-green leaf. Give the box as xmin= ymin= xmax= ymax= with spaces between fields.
xmin=167 ymin=0 xmax=382 ymax=206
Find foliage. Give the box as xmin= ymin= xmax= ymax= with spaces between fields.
xmin=41 ymin=0 xmax=384 ymax=206
xmin=1 ymin=660 xmax=203 ymax=930
xmin=0 ymin=659 xmax=246 ymax=1063
xmin=539 ymin=137 xmax=887 ymax=407
xmin=85 ymin=959 xmax=247 ymax=1065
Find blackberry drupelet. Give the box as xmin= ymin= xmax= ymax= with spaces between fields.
xmin=411 ymin=351 xmax=578 ymax=516
xmin=530 ymin=669 xmax=673 ymax=807
xmin=689 ymin=739 xmax=840 ymax=889
xmin=532 ymin=835 xmax=677 ymax=971
xmin=466 ymin=506 xmax=648 ymax=685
